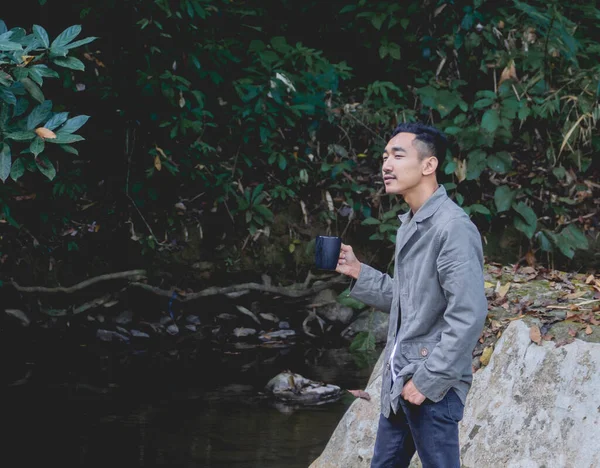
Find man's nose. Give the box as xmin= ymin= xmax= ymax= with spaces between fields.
xmin=382 ymin=159 xmax=392 ymax=173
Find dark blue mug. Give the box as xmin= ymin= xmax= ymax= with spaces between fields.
xmin=315 ymin=236 xmax=342 ymax=270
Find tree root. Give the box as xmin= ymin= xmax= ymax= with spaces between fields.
xmin=129 ymin=275 xmax=347 ymax=302
xmin=10 ymin=270 xmax=147 ymax=294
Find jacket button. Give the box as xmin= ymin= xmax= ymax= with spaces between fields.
xmin=420 ymin=347 xmax=428 ymax=357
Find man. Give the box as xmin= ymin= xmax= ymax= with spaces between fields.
xmin=336 ymin=122 xmax=487 ymax=468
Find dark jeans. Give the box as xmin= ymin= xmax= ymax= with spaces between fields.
xmin=371 ymin=389 xmax=464 ymax=468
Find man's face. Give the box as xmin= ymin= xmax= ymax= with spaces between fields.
xmin=382 ymin=132 xmax=432 ymax=195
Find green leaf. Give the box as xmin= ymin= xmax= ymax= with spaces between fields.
xmin=251 ymin=183 xmax=264 ymax=202
xmin=10 ymin=157 xmax=25 ymax=181
xmin=379 ymin=44 xmax=388 ymax=59
xmin=35 ymin=155 xmax=56 ymax=180
xmin=64 ymin=36 xmax=97 ymax=50
xmin=487 ymin=151 xmax=512 ymax=173
xmin=350 ymin=331 xmax=376 ymax=352
xmin=58 ymin=115 xmax=89 ymax=134
xmin=537 ymin=231 xmax=553 ymax=252
xmin=49 ymin=133 xmax=84 ymax=144
xmin=481 ymin=109 xmax=500 ymax=133
xmin=33 ymin=25 xmax=49 ymax=48
xmin=0 ymin=87 xmax=16 ymax=106
xmin=31 ymin=65 xmax=59 ymax=79
xmin=28 ymin=67 xmax=43 ymax=86
xmin=52 ymin=56 xmax=85 ymax=71
xmin=59 ymin=145 xmax=78 ymax=155
xmin=512 ymin=202 xmax=537 ymax=239
xmin=552 ymin=166 xmax=566 ymax=180
xmin=5 ymin=131 xmax=36 ymax=141
xmin=21 ymin=78 xmax=45 ymax=103
xmin=51 ymin=25 xmax=82 ymax=49
xmin=560 ymin=224 xmax=589 ymax=250
xmin=278 ymin=154 xmax=286 ymax=170
xmin=470 ymin=204 xmax=491 ymax=215
xmin=30 ymin=137 xmax=45 ymax=157
xmin=362 ymin=217 xmax=381 ymax=225
xmin=0 ymin=39 xmax=22 ymax=51
xmin=473 ymin=98 xmax=494 ymax=109
xmin=466 ymin=149 xmax=487 ymax=180
xmin=337 ymin=288 xmax=366 ymax=310
xmin=44 ymin=112 xmax=69 ymax=130
xmin=0 ymin=70 xmax=13 ymax=87
xmin=494 ymin=185 xmax=515 ymax=213
xmin=388 ymin=43 xmax=400 ymax=60
xmin=0 ymin=143 xmax=11 ymax=182
xmin=254 ymin=204 xmax=274 ymax=222
xmin=27 ymin=100 xmax=52 ymax=129
xmin=444 ymin=160 xmax=457 ymax=175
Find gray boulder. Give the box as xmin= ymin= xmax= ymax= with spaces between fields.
xmin=341 ymin=310 xmax=389 ymax=343
xmin=265 ymin=371 xmax=343 ymax=406
xmin=310 ymin=320 xmax=600 ymax=468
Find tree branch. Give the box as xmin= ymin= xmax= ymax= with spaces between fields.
xmin=10 ymin=270 xmax=147 ymax=294
xmin=130 ymin=275 xmax=347 ymax=301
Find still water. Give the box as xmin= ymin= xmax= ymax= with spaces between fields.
xmin=4 ymin=333 xmax=379 ymax=468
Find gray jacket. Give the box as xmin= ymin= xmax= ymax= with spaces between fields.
xmin=349 ymin=186 xmax=487 ymax=417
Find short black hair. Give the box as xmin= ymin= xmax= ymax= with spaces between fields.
xmin=390 ymin=122 xmax=448 ymax=161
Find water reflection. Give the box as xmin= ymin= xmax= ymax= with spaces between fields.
xmin=4 ymin=342 xmax=380 ymax=468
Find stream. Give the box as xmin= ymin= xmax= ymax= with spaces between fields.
xmin=3 ymin=326 xmax=381 ymax=467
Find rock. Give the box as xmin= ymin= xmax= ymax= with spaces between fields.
xmin=259 ymin=329 xmax=296 ymax=341
xmin=459 ymin=319 xmax=600 ymax=468
xmin=130 ymin=329 xmax=150 ymax=338
xmin=233 ymin=327 xmax=256 ymax=337
xmin=166 ymin=324 xmax=179 ymax=335
xmin=265 ymin=371 xmax=343 ymax=406
xmin=96 ymin=329 xmax=129 ymax=343
xmin=309 ymin=352 xmax=385 ymax=468
xmin=310 ymin=320 xmax=600 ymax=468
xmin=5 ymin=309 xmax=30 ymax=327
xmin=217 ymin=313 xmax=236 ymax=320
xmin=279 ymin=321 xmax=290 ymax=329
xmin=160 ymin=316 xmax=173 ymax=325
xmin=185 ymin=324 xmax=197 ymax=332
xmin=313 ymin=289 xmax=337 ymax=304
xmin=114 ymin=310 xmax=133 ymax=324
xmin=341 ymin=310 xmax=389 ymax=343
xmin=186 ymin=314 xmax=201 ymax=325
xmin=320 ymin=303 xmax=355 ymax=325
xmin=260 ymin=312 xmax=279 ymax=322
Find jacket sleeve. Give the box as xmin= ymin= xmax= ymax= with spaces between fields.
xmin=411 ymin=217 xmax=488 ymax=402
xmin=348 ymin=263 xmax=394 ymax=314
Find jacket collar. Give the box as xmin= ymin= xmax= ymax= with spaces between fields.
xmin=398 ymin=185 xmax=448 ymax=224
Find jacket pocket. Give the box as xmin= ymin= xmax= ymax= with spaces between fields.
xmin=400 ymin=341 xmax=437 ymax=363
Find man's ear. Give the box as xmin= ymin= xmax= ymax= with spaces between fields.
xmin=422 ymin=156 xmax=438 ymax=176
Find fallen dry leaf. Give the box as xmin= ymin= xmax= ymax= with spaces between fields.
xmin=347 ymin=389 xmax=371 ymax=401
xmin=585 ymin=274 xmax=595 ymax=285
xmin=499 ymin=61 xmax=518 ymax=86
xmin=480 ymin=346 xmax=494 ymax=366
xmin=529 ymin=325 xmax=542 ymax=345
xmin=568 ymin=328 xmax=578 ymax=337
xmin=525 ymin=251 xmax=536 ymax=268
xmin=35 ymin=127 xmax=56 ymax=140
xmin=497 ymin=282 xmax=511 ymax=299
xmin=564 ymin=291 xmax=587 ymax=300
xmin=585 ymin=325 xmax=593 ymax=335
